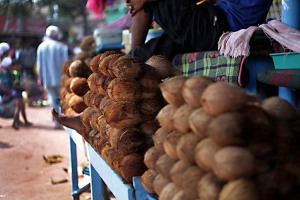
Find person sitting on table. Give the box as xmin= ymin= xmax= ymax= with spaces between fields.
xmin=126 ymin=0 xmax=273 ymax=61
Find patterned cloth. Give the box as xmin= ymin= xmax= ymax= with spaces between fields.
xmin=260 ymin=20 xmax=300 ymax=54
xmin=172 ymin=51 xmax=247 ymax=86
xmin=257 ymin=68 xmax=300 ymax=90
xmin=267 ymin=0 xmax=282 ymax=20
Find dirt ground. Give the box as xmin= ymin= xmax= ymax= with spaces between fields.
xmin=0 ymin=105 xmax=91 ymax=200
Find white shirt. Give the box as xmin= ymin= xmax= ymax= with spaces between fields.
xmin=37 ymin=37 xmax=68 ymax=87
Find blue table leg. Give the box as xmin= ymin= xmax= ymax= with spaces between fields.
xmin=90 ymin=162 xmax=110 ymax=200
xmin=70 ymin=136 xmax=80 ymax=200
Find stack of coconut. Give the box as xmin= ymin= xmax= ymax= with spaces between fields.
xmin=60 ymin=59 xmax=92 ymax=115
xmin=60 ymin=35 xmax=96 ymax=115
xmin=74 ymin=35 xmax=96 ymax=64
xmin=141 ymin=75 xmax=300 ymax=200
xmin=78 ymin=52 xmax=180 ymax=183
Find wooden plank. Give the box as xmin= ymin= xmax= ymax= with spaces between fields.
xmin=87 ymin=144 xmax=135 ymax=200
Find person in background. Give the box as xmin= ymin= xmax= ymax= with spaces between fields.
xmin=37 ymin=25 xmax=68 ymax=129
xmin=0 ymin=42 xmax=33 ymax=130
xmin=125 ymin=0 xmax=273 ymax=61
xmin=18 ymin=41 xmax=36 ymax=80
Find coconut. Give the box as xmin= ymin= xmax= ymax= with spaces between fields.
xmin=138 ymin=98 xmax=164 ymax=117
xmin=213 ymin=146 xmax=255 ymax=181
xmin=176 ymin=133 xmax=201 ymax=164
xmin=61 ymin=74 xmax=69 ymax=88
xmin=240 ymin=104 xmax=274 ymax=140
xmin=206 ymin=112 xmax=248 ymax=147
xmin=141 ymin=169 xmax=158 ymax=194
xmin=181 ymin=166 xmax=206 ymax=199
xmin=156 ymin=104 xmax=177 ymax=132
xmin=107 ymin=78 xmax=142 ymax=102
xmin=69 ymin=94 xmax=87 ymax=113
xmin=182 ymin=76 xmax=214 ymax=108
xmin=119 ymin=153 xmax=147 ymax=183
xmin=153 ymin=127 xmax=170 ymax=153
xmin=106 ymin=53 xmax=125 ymax=77
xmin=62 ymin=60 xmax=72 ymax=76
xmin=153 ymin=174 xmax=170 ymax=195
xmin=173 ymin=104 xmax=194 ymax=133
xmin=144 ymin=146 xmax=161 ymax=170
xmin=160 ymin=182 xmax=181 ymax=200
xmin=261 ymin=96 xmax=297 ymax=121
xmin=219 ymin=179 xmax=259 ymax=200
xmin=156 ymin=154 xmax=177 ymax=179
xmin=70 ymin=77 xmax=90 ymax=96
xmin=103 ymin=100 xmax=143 ymax=129
xmin=200 ymin=82 xmax=248 ymax=116
xmin=81 ymin=107 xmax=98 ymax=125
xmin=86 ymin=72 xmax=107 ymax=94
xmin=99 ymin=53 xmax=122 ymax=77
xmin=189 ymin=107 xmax=213 ymax=139
xmin=69 ymin=59 xmax=91 ymax=78
xmin=138 ymin=68 xmax=161 ymax=92
xmin=159 ymin=76 xmax=188 ymax=107
xmin=88 ymin=54 xmax=101 ymax=73
xmin=80 ymin=35 xmax=95 ymax=51
xmin=89 ymin=112 xmax=102 ymax=131
xmin=194 ymin=138 xmax=221 ymax=171
xmin=110 ymin=56 xmax=144 ymax=79
xmin=163 ymin=131 xmax=183 ymax=160
xmin=171 ymin=190 xmax=193 ymax=200
xmin=64 ymin=77 xmax=74 ymax=93
xmin=247 ymin=141 xmax=276 ymax=159
xmin=145 ymin=55 xmax=174 ymax=79
xmin=197 ymin=173 xmax=224 ymax=200
xmin=139 ymin=120 xmax=160 ymax=138
xmin=170 ymin=160 xmax=192 ymax=188
xmin=108 ymin=127 xmax=147 ymax=155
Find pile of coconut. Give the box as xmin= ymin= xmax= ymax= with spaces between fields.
xmin=76 ymin=52 xmax=180 ymax=183
xmin=59 ymin=35 xmax=97 ymax=115
xmin=60 ymin=59 xmax=92 ymax=115
xmin=141 ymin=76 xmax=300 ymax=200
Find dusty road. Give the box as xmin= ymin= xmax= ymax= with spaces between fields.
xmin=0 ymin=105 xmax=90 ymax=200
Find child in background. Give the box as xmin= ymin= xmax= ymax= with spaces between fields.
xmin=0 ymin=42 xmax=32 ymax=130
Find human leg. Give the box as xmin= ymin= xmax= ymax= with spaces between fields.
xmin=12 ymin=99 xmax=21 ymax=130
xmin=19 ymin=98 xmax=33 ymax=126
xmin=46 ymin=86 xmax=62 ymax=128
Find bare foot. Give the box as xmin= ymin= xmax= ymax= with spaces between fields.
xmin=24 ymin=122 xmax=33 ymax=127
xmin=51 ymin=109 xmax=85 ymax=135
xmin=12 ymin=123 xmax=19 ymax=130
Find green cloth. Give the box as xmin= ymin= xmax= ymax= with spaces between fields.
xmin=172 ymin=51 xmax=245 ymax=86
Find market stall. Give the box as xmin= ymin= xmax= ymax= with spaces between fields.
xmin=58 ymin=1 xmax=300 ymax=199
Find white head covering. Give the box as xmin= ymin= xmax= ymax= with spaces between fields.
xmin=0 ymin=42 xmax=10 ymax=56
xmin=1 ymin=56 xmax=12 ymax=68
xmin=45 ymin=25 xmax=60 ymax=39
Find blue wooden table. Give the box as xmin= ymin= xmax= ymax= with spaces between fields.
xmin=65 ymin=127 xmax=157 ymax=200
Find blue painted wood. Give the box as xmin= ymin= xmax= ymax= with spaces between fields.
xmin=132 ymin=177 xmax=158 ymax=200
xmin=65 ymin=128 xmax=91 ymax=200
xmin=243 ymin=55 xmax=274 ymax=94
xmin=278 ymin=87 xmax=299 ymax=107
xmin=90 ymin=162 xmax=104 ymax=200
xmin=87 ymin=144 xmax=135 ymax=200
